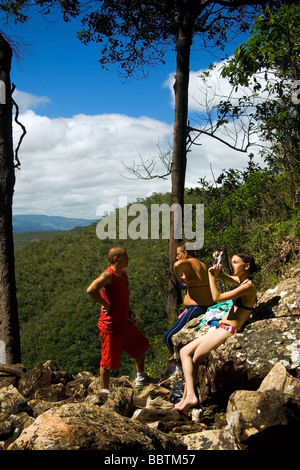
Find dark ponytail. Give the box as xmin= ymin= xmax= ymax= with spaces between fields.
xmin=178 ymin=240 xmax=200 ymax=258
xmin=236 ymin=252 xmax=260 ymax=276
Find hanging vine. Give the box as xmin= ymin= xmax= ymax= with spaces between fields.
xmin=11 ymin=83 xmax=26 ymax=169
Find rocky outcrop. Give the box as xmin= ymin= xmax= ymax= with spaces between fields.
xmin=0 ymin=362 xmax=187 ymax=451
xmin=172 ymin=261 xmax=300 ymax=406
xmin=1 ymin=360 xmax=299 ymax=451
xmin=7 ymin=403 xmax=186 ymax=451
xmin=226 ymin=362 xmax=300 ymax=450
xmin=0 ymin=260 xmax=299 ymax=451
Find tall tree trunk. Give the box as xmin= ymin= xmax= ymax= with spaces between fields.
xmin=167 ymin=8 xmax=194 ymax=318
xmin=0 ymin=33 xmax=21 ymax=364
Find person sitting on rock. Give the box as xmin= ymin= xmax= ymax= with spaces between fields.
xmin=174 ymin=252 xmax=258 ymax=412
xmin=163 ymin=241 xmax=214 ymax=357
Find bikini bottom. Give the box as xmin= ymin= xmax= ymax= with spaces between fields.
xmin=219 ymin=323 xmax=237 ymax=335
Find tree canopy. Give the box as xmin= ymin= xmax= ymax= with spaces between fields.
xmin=221 ymin=3 xmax=300 ymax=87
xmin=2 ymin=1 xmax=285 ymax=75
xmin=220 ymin=3 xmax=299 ymax=182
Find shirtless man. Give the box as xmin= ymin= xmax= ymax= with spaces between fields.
xmin=174 ymin=252 xmax=258 ymax=412
xmin=163 ymin=241 xmax=214 ymax=355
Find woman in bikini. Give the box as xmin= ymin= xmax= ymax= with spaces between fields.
xmin=174 ymin=252 xmax=258 ymax=412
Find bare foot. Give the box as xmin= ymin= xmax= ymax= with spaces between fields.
xmin=174 ymin=395 xmax=198 ymax=412
xmin=173 ymin=390 xmax=187 ymax=410
xmin=174 ymin=399 xmax=185 ymax=410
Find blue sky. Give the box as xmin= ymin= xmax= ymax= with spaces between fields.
xmin=1 ymin=9 xmax=261 ymax=220
xmin=10 ymin=11 xmax=177 ymax=121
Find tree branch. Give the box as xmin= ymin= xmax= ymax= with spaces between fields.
xmin=187 ymin=125 xmax=252 ymax=152
xmin=121 ymin=145 xmax=172 ymax=180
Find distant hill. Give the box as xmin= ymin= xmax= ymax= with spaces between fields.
xmin=13 ymin=214 xmax=97 ymax=233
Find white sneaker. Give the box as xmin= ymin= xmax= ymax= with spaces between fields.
xmin=135 ymin=372 xmax=150 ymax=388
xmin=169 ymin=365 xmax=182 ymax=381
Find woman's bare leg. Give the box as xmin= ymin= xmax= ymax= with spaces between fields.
xmin=174 ymin=336 xmax=204 ymax=410
xmin=175 ymin=329 xmax=231 ymax=411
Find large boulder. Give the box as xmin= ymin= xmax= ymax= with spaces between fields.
xmin=251 ymin=274 xmax=300 ymax=321
xmin=182 ymin=428 xmax=239 ymax=451
xmin=258 ymin=361 xmax=300 ymax=395
xmin=18 ymin=360 xmax=73 ymax=400
xmin=182 ymin=362 xmax=300 ymax=451
xmin=0 ymin=385 xmax=33 ymax=444
xmin=7 ymin=403 xmax=186 ymax=451
xmin=203 ymin=317 xmax=300 ymax=405
xmin=226 ymin=386 xmax=300 ymax=450
xmin=103 ymin=387 xmax=134 ymax=416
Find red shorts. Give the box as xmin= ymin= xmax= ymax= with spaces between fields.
xmin=99 ymin=323 xmax=150 ymax=370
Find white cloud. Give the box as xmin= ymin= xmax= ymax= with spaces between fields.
xmin=13 ymin=109 xmax=173 ymax=219
xmin=164 ymin=57 xmax=273 ymax=113
xmin=12 ymin=89 xmax=51 ymax=113
xmin=13 ymin=60 xmax=266 ymax=220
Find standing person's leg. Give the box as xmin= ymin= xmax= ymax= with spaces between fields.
xmin=135 ymin=352 xmax=148 ymax=387
xmin=100 ymin=366 xmax=110 ymax=392
xmin=135 ymin=352 xmax=146 ymax=373
xmin=99 ymin=331 xmax=123 ymax=393
xmin=122 ymin=324 xmax=150 ymax=387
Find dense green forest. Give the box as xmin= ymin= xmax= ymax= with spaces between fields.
xmin=14 ymin=161 xmax=299 ymax=377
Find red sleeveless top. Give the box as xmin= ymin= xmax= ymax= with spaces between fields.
xmin=97 ymin=267 xmax=130 ymax=334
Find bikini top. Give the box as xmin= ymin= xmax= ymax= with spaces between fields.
xmin=232 ymin=278 xmax=254 ymax=311
xmin=232 ymin=296 xmax=254 ymax=311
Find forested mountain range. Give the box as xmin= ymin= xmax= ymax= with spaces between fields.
xmin=14 ymin=164 xmax=299 ymax=377
xmin=13 ymin=214 xmax=96 ymax=233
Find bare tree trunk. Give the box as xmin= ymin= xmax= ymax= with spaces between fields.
xmin=0 ymin=33 xmax=21 ymax=364
xmin=167 ymin=9 xmax=194 ymax=318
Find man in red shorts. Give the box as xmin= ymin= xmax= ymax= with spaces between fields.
xmin=87 ymin=246 xmax=150 ymax=392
